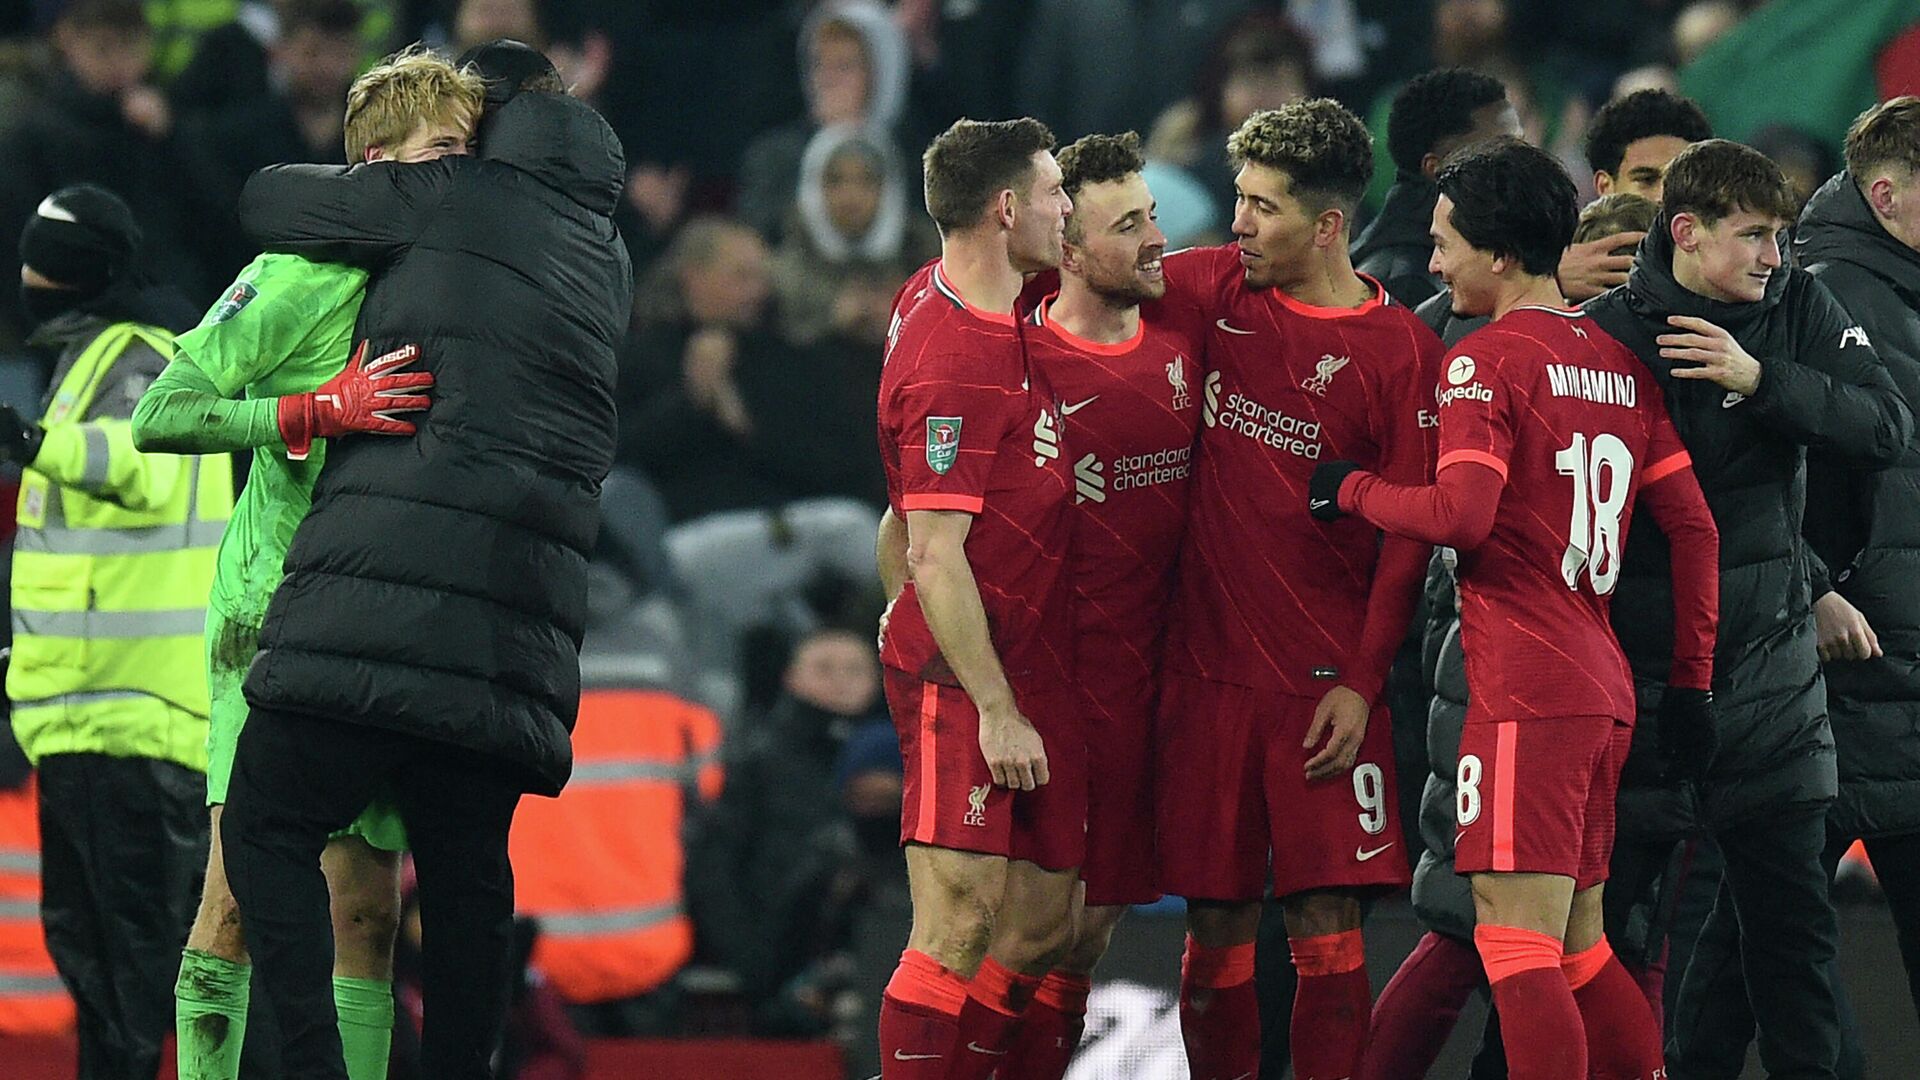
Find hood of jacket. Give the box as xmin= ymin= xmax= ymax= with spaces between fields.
xmin=479 ymin=91 xmax=625 ymax=217
xmin=1795 ymin=170 xmax=1920 ymax=296
xmin=800 ymin=0 xmax=910 ymax=132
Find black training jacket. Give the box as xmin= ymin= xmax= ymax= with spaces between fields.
xmin=1795 ymin=171 xmax=1920 ymax=839
xmin=1352 ymin=177 xmax=1442 ymax=309
xmin=235 ymin=92 xmax=633 ymax=795
xmin=1585 ymin=217 xmax=1912 ymax=825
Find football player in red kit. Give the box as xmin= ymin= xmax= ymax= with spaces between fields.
xmin=999 ymin=131 xmax=1203 ymax=1080
xmin=872 ymin=118 xmax=1080 ymax=1080
xmin=1315 ymin=138 xmax=1720 ymax=1080
xmin=1155 ymin=99 xmax=1444 ymax=1080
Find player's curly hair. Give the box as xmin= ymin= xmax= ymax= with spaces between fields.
xmin=1437 ymin=137 xmax=1578 ymax=276
xmin=1227 ymin=98 xmax=1374 ymax=214
xmin=343 ymin=44 xmax=486 ymax=162
xmin=1583 ymin=89 xmax=1713 ymax=178
xmin=1662 ymin=138 xmax=1799 ymax=226
xmin=1845 ymin=95 xmax=1920 ymax=180
xmin=1058 ymin=131 xmax=1146 ymax=242
xmin=1386 ymin=68 xmax=1508 ymax=178
xmin=922 ymin=117 xmax=1057 ymax=234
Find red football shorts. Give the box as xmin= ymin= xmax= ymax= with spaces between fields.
xmin=885 ymin=668 xmax=1087 ymax=871
xmin=1155 ymin=673 xmax=1409 ymax=901
xmin=1080 ymin=691 xmax=1160 ymax=907
xmin=1453 ymin=715 xmax=1630 ymax=890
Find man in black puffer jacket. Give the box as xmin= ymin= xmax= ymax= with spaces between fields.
xmin=218 ymin=43 xmax=631 ymax=1080
xmin=1681 ymin=99 xmax=1920 ymax=1077
xmin=1586 ymin=140 xmax=1912 ymax=1080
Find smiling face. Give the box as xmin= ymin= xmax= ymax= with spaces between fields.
xmin=1673 ymin=208 xmax=1786 ymax=303
xmin=1007 ymin=150 xmax=1071 ymax=273
xmin=1063 ymin=172 xmax=1166 ymax=304
xmin=1428 ymin=193 xmax=1503 ymax=316
xmin=371 ymin=112 xmax=477 ymax=163
xmin=1230 ymin=161 xmax=1328 ymax=290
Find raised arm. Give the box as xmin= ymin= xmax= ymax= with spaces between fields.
xmin=238 ymin=160 xmax=456 ymax=266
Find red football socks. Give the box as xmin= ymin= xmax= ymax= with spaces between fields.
xmin=1178 ymin=937 xmax=1260 ymax=1080
xmin=949 ymin=957 xmax=1041 ymax=1080
xmin=1357 ymin=930 xmax=1485 ymax=1080
xmin=1474 ymin=925 xmax=1586 ymax=1080
xmin=1565 ymin=939 xmax=1666 ymax=1080
xmin=1288 ymin=929 xmax=1371 ymax=1080
xmin=1001 ymin=971 xmax=1091 ymax=1080
xmin=879 ymin=950 xmax=968 ymax=1079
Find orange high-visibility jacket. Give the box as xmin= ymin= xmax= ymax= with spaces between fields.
xmin=511 ymin=688 xmax=723 ymax=1004
xmin=0 ymin=778 xmax=74 ymax=1033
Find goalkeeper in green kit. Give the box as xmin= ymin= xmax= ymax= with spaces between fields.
xmin=129 ymin=47 xmax=483 ymax=1080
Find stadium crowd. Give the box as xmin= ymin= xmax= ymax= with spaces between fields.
xmin=0 ymin=0 xmax=1917 ymax=1078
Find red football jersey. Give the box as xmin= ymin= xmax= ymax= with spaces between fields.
xmin=877 ymin=261 xmax=1075 ymax=695
xmin=1161 ymin=245 xmax=1443 ymax=698
xmin=1025 ymin=297 xmax=1203 ymax=714
xmin=1435 ymin=306 xmax=1692 ymax=723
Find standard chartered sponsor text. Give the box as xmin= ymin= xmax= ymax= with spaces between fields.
xmin=1217 ymin=392 xmax=1323 ymax=459
xmin=1111 ymin=446 xmax=1192 ymax=491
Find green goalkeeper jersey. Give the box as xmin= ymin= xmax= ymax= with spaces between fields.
xmin=132 ymin=253 xmax=368 ymax=626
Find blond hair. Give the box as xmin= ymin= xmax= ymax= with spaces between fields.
xmin=342 ymin=44 xmax=486 ymax=163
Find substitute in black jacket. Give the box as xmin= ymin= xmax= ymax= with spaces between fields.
xmin=1586 ymin=139 xmax=1913 ymax=1080
xmin=219 ymin=46 xmax=631 ymax=1080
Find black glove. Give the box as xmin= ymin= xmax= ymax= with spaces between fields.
xmin=0 ymin=405 xmax=42 ymax=465
xmin=1657 ymin=686 xmax=1717 ymax=782
xmin=1309 ymin=460 xmax=1362 ymax=521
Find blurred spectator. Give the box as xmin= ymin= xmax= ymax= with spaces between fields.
xmin=0 ymin=0 xmax=212 ymax=346
xmin=622 ymin=216 xmax=878 ymax=522
xmin=736 ymin=0 xmax=909 ymax=244
xmin=1670 ymin=0 xmax=1740 ymax=68
xmin=1583 ymin=88 xmax=1714 ymax=200
xmin=168 ymin=0 xmax=395 ymax=114
xmin=1351 ymin=67 xmax=1515 ymax=307
xmin=685 ymin=628 xmax=898 ymax=1036
xmin=508 ymin=687 xmax=725 ymax=1036
xmin=1013 ymin=0 xmax=1254 ymax=145
xmin=1427 ymin=0 xmax=1565 ymax=152
xmin=177 ymin=0 xmax=362 ymax=282
xmin=771 ymin=124 xmax=935 ymax=347
xmin=1751 ymin=124 xmax=1839 ymax=217
xmin=1613 ymin=63 xmax=1681 ymax=101
xmin=1146 ymin=10 xmax=1314 ymax=228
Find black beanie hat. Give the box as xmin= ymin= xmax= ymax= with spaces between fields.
xmin=20 ymin=185 xmax=140 ymax=293
xmin=455 ymin=38 xmax=558 ymax=108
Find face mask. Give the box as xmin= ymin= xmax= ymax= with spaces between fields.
xmin=19 ymin=284 xmax=78 ymax=326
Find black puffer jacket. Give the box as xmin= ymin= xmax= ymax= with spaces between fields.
xmin=236 ymin=92 xmax=632 ymax=795
xmin=1795 ymin=172 xmax=1920 ymax=839
xmin=1586 ymin=217 xmax=1913 ymax=825
xmin=1352 ymin=177 xmax=1442 ymax=308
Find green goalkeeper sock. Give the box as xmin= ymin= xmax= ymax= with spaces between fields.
xmin=175 ymin=949 xmax=250 ymax=1080
xmin=334 ymin=975 xmax=395 ymax=1080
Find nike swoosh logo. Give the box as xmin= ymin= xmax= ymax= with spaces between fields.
xmin=1062 ymin=396 xmax=1099 ymax=415
xmin=1722 ymin=391 xmax=1747 ymax=409
xmin=1216 ymin=318 xmax=1256 ymax=335
xmin=893 ymin=1050 xmax=942 ymax=1061
xmin=1356 ymin=842 xmax=1395 ymax=861
xmin=967 ymin=1042 xmax=1010 ymax=1056
xmin=1310 ymin=498 xmax=1332 ymax=511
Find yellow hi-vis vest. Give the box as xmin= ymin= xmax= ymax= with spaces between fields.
xmin=7 ymin=322 xmax=232 ymax=771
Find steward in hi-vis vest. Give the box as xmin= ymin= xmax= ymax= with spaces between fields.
xmin=4 ymin=184 xmax=228 ymax=1079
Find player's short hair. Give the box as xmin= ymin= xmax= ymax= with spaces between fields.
xmin=342 ymin=44 xmax=486 ymax=163
xmin=1228 ymin=98 xmax=1374 ymax=215
xmin=1437 ymin=137 xmax=1579 ymax=277
xmin=1661 ymin=138 xmax=1799 ymax=226
xmin=1845 ymin=95 xmax=1920 ymax=181
xmin=1386 ymin=68 xmax=1508 ymax=178
xmin=1573 ymin=192 xmax=1658 ymax=247
xmin=1058 ymin=131 xmax=1146 ymax=242
xmin=1583 ymin=89 xmax=1713 ymax=177
xmin=921 ymin=117 xmax=1057 ymax=234
xmin=279 ymin=0 xmax=362 ymax=37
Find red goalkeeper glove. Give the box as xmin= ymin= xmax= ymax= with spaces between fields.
xmin=277 ymin=341 xmax=433 ymax=461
